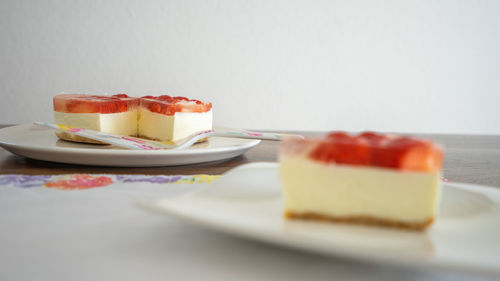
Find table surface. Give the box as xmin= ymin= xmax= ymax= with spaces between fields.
xmin=1 ymin=124 xmax=500 ymax=281
xmin=1 ymin=125 xmax=499 ymax=187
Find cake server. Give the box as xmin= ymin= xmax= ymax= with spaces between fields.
xmin=34 ymin=122 xmax=303 ymax=150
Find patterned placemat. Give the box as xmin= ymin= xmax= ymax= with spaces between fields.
xmin=0 ymin=174 xmax=220 ymax=189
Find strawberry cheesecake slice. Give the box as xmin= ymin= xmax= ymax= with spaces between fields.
xmin=138 ymin=95 xmax=212 ymax=142
xmin=279 ymin=132 xmax=443 ymax=230
xmin=53 ymin=94 xmax=139 ymax=143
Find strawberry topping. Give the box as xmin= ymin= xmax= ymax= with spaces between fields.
xmin=53 ymin=94 xmax=138 ymax=114
xmin=53 ymin=94 xmax=211 ymax=116
xmin=309 ymin=132 xmax=442 ymax=172
xmin=111 ymin=94 xmax=129 ymax=98
xmin=140 ymin=95 xmax=212 ymax=116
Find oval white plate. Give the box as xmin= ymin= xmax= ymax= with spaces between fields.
xmin=139 ymin=162 xmax=500 ymax=277
xmin=0 ymin=124 xmax=260 ymax=167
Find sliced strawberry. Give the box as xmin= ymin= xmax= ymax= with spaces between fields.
xmin=357 ymin=131 xmax=389 ymax=145
xmin=372 ymin=137 xmax=443 ymax=172
xmin=327 ymin=131 xmax=350 ymax=140
xmin=140 ymin=96 xmax=211 ymax=115
xmin=309 ymin=142 xmax=335 ymax=162
xmin=372 ymin=137 xmax=412 ymax=169
xmin=148 ymin=102 xmax=162 ymax=113
xmin=112 ymin=94 xmax=129 ymax=98
xmin=161 ymin=105 xmax=173 ymax=115
xmin=181 ymin=102 xmax=212 ymax=113
xmin=163 ymin=103 xmax=184 ymax=115
xmin=158 ymin=95 xmax=173 ymax=101
xmin=399 ymin=144 xmax=443 ymax=172
xmin=372 ymin=148 xmax=399 ymax=169
xmin=99 ymin=101 xmax=118 ymax=113
xmin=310 ymin=134 xmax=371 ymax=166
xmin=309 ymin=131 xmax=443 ymax=171
xmin=194 ymin=102 xmax=212 ymax=112
xmin=336 ymin=139 xmax=371 ymax=165
xmin=66 ymin=100 xmax=99 ymax=113
xmin=54 ymin=94 xmax=137 ymax=114
xmin=116 ymin=100 xmax=128 ymax=112
xmin=173 ymin=96 xmax=189 ymax=101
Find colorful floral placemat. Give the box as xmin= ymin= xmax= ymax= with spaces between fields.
xmin=0 ymin=174 xmax=449 ymax=190
xmin=0 ymin=171 xmax=226 ymax=281
xmin=0 ymin=174 xmax=220 ymax=190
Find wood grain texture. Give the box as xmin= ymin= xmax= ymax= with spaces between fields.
xmin=1 ymin=125 xmax=499 ymax=187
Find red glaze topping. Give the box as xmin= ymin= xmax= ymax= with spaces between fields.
xmin=53 ymin=94 xmax=138 ymax=114
xmin=309 ymin=131 xmax=443 ymax=172
xmin=53 ymin=94 xmax=211 ymax=115
xmin=140 ymin=95 xmax=212 ymax=116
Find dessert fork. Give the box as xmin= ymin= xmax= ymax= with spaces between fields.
xmin=35 ymin=122 xmax=303 ymax=150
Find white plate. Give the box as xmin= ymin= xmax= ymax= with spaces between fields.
xmin=0 ymin=124 xmax=260 ymax=167
xmin=139 ymin=162 xmax=500 ymax=276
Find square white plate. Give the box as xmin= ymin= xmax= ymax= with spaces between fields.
xmin=139 ymin=162 xmax=500 ymax=276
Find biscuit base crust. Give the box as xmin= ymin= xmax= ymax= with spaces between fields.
xmin=285 ymin=211 xmax=434 ymax=231
xmin=55 ymin=131 xmax=108 ymax=144
xmin=56 ymin=132 xmax=208 ymax=145
xmin=138 ymin=135 xmax=209 ymax=144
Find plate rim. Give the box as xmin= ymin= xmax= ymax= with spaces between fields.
xmin=137 ymin=162 xmax=500 ymax=277
xmin=0 ymin=124 xmax=261 ymax=155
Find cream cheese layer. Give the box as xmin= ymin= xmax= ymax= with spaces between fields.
xmin=138 ymin=109 xmax=212 ymax=142
xmin=53 ymin=110 xmax=138 ymax=136
xmin=280 ymin=155 xmax=441 ymax=222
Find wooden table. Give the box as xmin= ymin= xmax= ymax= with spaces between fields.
xmin=1 ymin=125 xmax=499 ymax=187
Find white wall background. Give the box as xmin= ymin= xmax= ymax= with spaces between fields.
xmin=1 ymin=0 xmax=499 ymax=134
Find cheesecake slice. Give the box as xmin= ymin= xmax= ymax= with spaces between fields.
xmin=279 ymin=132 xmax=443 ymax=230
xmin=53 ymin=94 xmax=139 ymax=144
xmin=138 ymin=95 xmax=212 ymax=142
